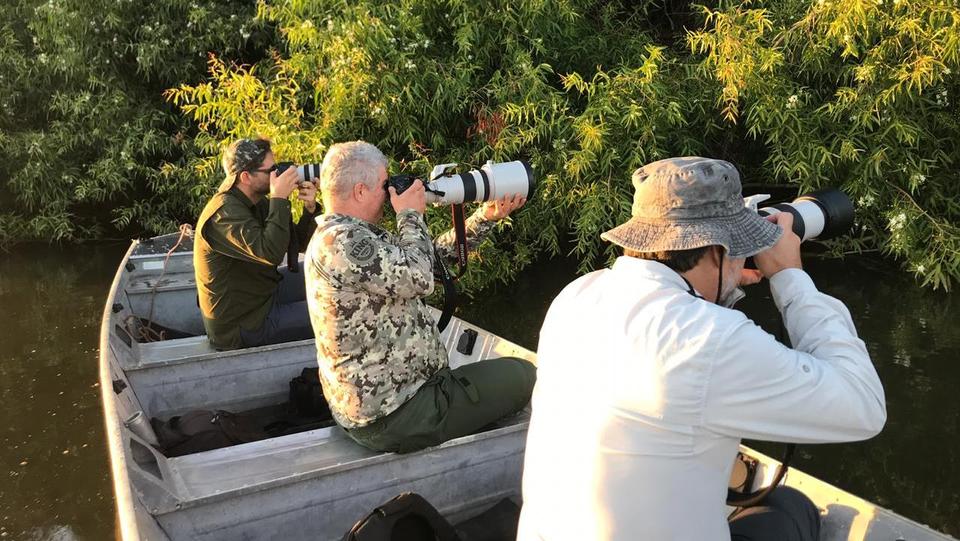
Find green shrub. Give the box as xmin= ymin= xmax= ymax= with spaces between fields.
xmin=689 ymin=1 xmax=960 ymax=289
xmin=166 ymin=0 xmax=960 ymax=289
xmin=2 ymin=0 xmax=958 ymax=289
xmin=0 ymin=0 xmax=271 ymax=244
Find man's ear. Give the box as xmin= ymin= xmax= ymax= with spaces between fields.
xmin=352 ymin=182 xmax=366 ymax=203
xmin=235 ymin=171 xmax=249 ymax=188
xmin=708 ymin=245 xmax=725 ymax=267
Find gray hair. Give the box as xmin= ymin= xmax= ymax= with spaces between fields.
xmin=320 ymin=141 xmax=388 ymax=203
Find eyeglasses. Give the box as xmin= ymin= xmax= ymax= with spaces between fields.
xmin=247 ymin=164 xmax=278 ymax=175
xmin=233 ymin=163 xmax=276 ymax=184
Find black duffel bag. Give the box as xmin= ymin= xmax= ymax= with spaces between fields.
xmin=150 ymin=410 xmax=270 ymax=457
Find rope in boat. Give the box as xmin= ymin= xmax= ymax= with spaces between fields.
xmin=126 ymin=224 xmax=193 ymax=343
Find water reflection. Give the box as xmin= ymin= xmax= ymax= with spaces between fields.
xmin=22 ymin=525 xmax=81 ymax=541
xmin=0 ymin=243 xmax=127 ymax=541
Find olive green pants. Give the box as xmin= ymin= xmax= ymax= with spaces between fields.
xmin=346 ymin=357 xmax=537 ymax=453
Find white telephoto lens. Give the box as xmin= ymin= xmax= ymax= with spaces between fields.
xmin=425 ymin=160 xmax=534 ymax=205
xmin=298 ymin=163 xmax=322 ymax=183
xmin=757 ymin=188 xmax=854 ymax=242
xmin=758 ymin=200 xmax=826 ymax=242
xmin=482 ymin=160 xmax=534 ymax=202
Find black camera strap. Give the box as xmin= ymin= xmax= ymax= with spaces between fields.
xmin=433 ymin=246 xmax=459 ymax=332
xmin=433 ymin=204 xmax=469 ymax=332
xmin=450 ymin=203 xmax=469 ymax=278
xmin=286 ymin=217 xmax=300 ymax=273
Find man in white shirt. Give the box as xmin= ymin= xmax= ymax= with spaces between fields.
xmin=518 ymin=157 xmax=886 ymax=541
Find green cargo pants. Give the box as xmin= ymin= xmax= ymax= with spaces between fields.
xmin=345 ymin=357 xmax=537 ymax=453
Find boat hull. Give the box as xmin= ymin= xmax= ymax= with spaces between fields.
xmin=99 ymin=235 xmax=955 ymax=540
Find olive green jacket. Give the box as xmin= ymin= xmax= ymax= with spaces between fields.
xmin=194 ymin=187 xmax=316 ymax=349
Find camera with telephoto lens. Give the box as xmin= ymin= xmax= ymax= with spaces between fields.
xmin=744 ymin=188 xmax=855 ymax=242
xmin=275 ymin=162 xmax=322 ymax=186
xmin=386 ymin=160 xmax=535 ymax=205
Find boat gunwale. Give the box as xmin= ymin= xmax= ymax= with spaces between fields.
xmin=100 ymin=240 xmax=155 ymax=541
xmin=745 ymin=446 xmax=956 ymax=540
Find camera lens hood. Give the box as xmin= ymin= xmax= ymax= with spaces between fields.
xmin=796 ymin=188 xmax=855 ymax=241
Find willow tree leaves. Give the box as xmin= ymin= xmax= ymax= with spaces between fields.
xmin=2 ymin=0 xmax=959 ymax=289
xmin=0 ymin=0 xmax=270 ymax=244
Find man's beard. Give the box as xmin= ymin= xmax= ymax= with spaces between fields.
xmin=255 ymin=178 xmax=271 ymax=196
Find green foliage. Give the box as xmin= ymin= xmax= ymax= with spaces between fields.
xmin=2 ymin=0 xmax=959 ymax=289
xmin=691 ymin=0 xmax=960 ymax=289
xmin=167 ymin=0 xmax=668 ymax=288
xmin=163 ymin=0 xmax=960 ymax=289
xmin=0 ymin=0 xmax=271 ymax=244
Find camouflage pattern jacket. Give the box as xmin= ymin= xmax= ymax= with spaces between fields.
xmin=305 ymin=209 xmax=494 ymax=428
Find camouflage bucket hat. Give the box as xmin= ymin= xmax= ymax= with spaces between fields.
xmin=601 ymin=157 xmax=782 ymax=259
xmin=217 ymin=138 xmax=272 ymax=193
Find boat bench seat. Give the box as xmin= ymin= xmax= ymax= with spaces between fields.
xmin=163 ymin=408 xmax=531 ymax=503
xmin=132 ymin=334 xmax=319 ymax=369
xmin=137 ymin=335 xmax=217 ymax=365
xmin=121 ymin=270 xmax=206 ymax=340
xmin=126 ymin=271 xmax=197 ymax=295
xmin=167 ymin=425 xmax=378 ymax=501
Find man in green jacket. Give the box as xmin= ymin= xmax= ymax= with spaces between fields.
xmin=194 ymin=138 xmax=318 ymax=350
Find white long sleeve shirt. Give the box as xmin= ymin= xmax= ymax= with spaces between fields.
xmin=518 ymin=257 xmax=886 ymax=541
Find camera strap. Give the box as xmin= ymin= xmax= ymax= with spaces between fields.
xmin=434 ymin=204 xmax=470 ymax=331
xmin=286 ymin=217 xmax=300 ymax=273
xmin=450 ymin=204 xmax=469 ymax=278
xmin=433 ymin=247 xmax=459 ymax=332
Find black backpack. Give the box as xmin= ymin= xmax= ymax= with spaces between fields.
xmin=343 ymin=493 xmax=460 ymax=541
xmin=289 ymin=366 xmax=332 ymax=418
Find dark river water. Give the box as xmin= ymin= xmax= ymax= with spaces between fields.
xmin=0 ymin=243 xmax=958 ymax=539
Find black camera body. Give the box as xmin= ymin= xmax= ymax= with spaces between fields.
xmin=385 ymin=174 xmax=420 ymax=195
xmin=386 ymin=174 xmax=448 ymax=199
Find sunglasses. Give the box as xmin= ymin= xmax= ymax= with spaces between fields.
xmin=248 ymin=164 xmax=278 ymax=175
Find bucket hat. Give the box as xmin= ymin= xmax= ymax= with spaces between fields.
xmin=601 ymin=157 xmax=781 ymax=258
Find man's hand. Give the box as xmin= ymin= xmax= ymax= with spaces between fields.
xmin=481 ymin=193 xmax=526 ymax=221
xmin=739 ymin=268 xmax=764 ymax=287
xmin=389 ymin=180 xmax=426 ymax=215
xmin=753 ymin=212 xmax=803 ymax=278
xmin=298 ymin=180 xmax=318 ymax=213
xmin=270 ymin=167 xmax=300 ymax=200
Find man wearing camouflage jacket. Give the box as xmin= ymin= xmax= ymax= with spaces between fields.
xmin=304 ymin=141 xmax=536 ymax=453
